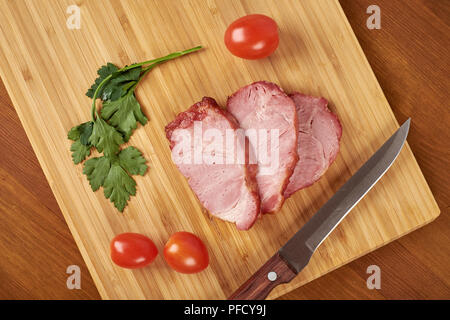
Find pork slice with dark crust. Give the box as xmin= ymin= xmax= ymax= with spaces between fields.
xmin=284 ymin=93 xmax=342 ymax=198
xmin=227 ymin=81 xmax=299 ymax=214
xmin=165 ymin=97 xmax=260 ymax=230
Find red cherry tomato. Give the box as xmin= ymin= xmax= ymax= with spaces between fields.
xmin=163 ymin=232 xmax=209 ymax=274
xmin=110 ymin=233 xmax=158 ymax=269
xmin=224 ymin=14 xmax=279 ymax=60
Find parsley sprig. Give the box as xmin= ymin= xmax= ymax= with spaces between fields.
xmin=68 ymin=46 xmax=202 ymax=211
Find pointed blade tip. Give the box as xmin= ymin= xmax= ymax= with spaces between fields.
xmin=397 ymin=118 xmax=410 ymax=147
xmin=401 ymin=118 xmax=411 ymax=134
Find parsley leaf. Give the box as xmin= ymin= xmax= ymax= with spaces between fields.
xmin=68 ymin=122 xmax=93 ymax=164
xmin=86 ymin=63 xmax=119 ymax=99
xmin=67 ymin=125 xmax=81 ymax=141
xmin=68 ymin=121 xmax=93 ymax=144
xmin=83 ymin=156 xmax=111 ymax=191
xmin=89 ymin=117 xmax=124 ymax=157
xmin=101 ymin=91 xmax=148 ymax=141
xmin=70 ymin=140 xmax=91 ymax=164
xmin=100 ymin=66 xmax=142 ymax=101
xmin=103 ymin=162 xmax=136 ymax=212
xmin=82 ymin=147 xmax=146 ymax=210
xmin=118 ymin=146 xmax=147 ymax=176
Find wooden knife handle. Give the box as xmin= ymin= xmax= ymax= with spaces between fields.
xmin=228 ymin=252 xmax=297 ymax=300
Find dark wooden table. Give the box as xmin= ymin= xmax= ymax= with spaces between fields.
xmin=0 ymin=0 xmax=448 ymax=299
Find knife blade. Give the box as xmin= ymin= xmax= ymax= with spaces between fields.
xmin=229 ymin=118 xmax=410 ymax=300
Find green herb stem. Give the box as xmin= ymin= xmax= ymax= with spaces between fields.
xmin=90 ymin=45 xmax=202 ymax=121
xmin=90 ymin=73 xmax=113 ymax=120
xmin=129 ymin=62 xmax=162 ymax=92
xmin=123 ymin=46 xmax=203 ymax=70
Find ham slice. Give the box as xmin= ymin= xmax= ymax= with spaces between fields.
xmin=284 ymin=93 xmax=342 ymax=197
xmin=227 ymin=81 xmax=298 ymax=213
xmin=165 ymin=97 xmax=260 ymax=230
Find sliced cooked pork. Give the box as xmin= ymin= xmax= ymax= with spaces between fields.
xmin=165 ymin=97 xmax=260 ymax=230
xmin=227 ymin=81 xmax=298 ymax=214
xmin=284 ymin=93 xmax=342 ymax=198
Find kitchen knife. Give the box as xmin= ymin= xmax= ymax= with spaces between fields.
xmin=228 ymin=118 xmax=410 ymax=300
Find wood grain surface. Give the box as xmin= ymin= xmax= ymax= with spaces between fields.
xmin=0 ymin=0 xmax=448 ymax=299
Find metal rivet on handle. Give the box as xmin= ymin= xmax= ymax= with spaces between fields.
xmin=267 ymin=271 xmax=277 ymax=281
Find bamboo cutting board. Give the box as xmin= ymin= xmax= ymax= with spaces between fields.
xmin=0 ymin=0 xmax=440 ymax=299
